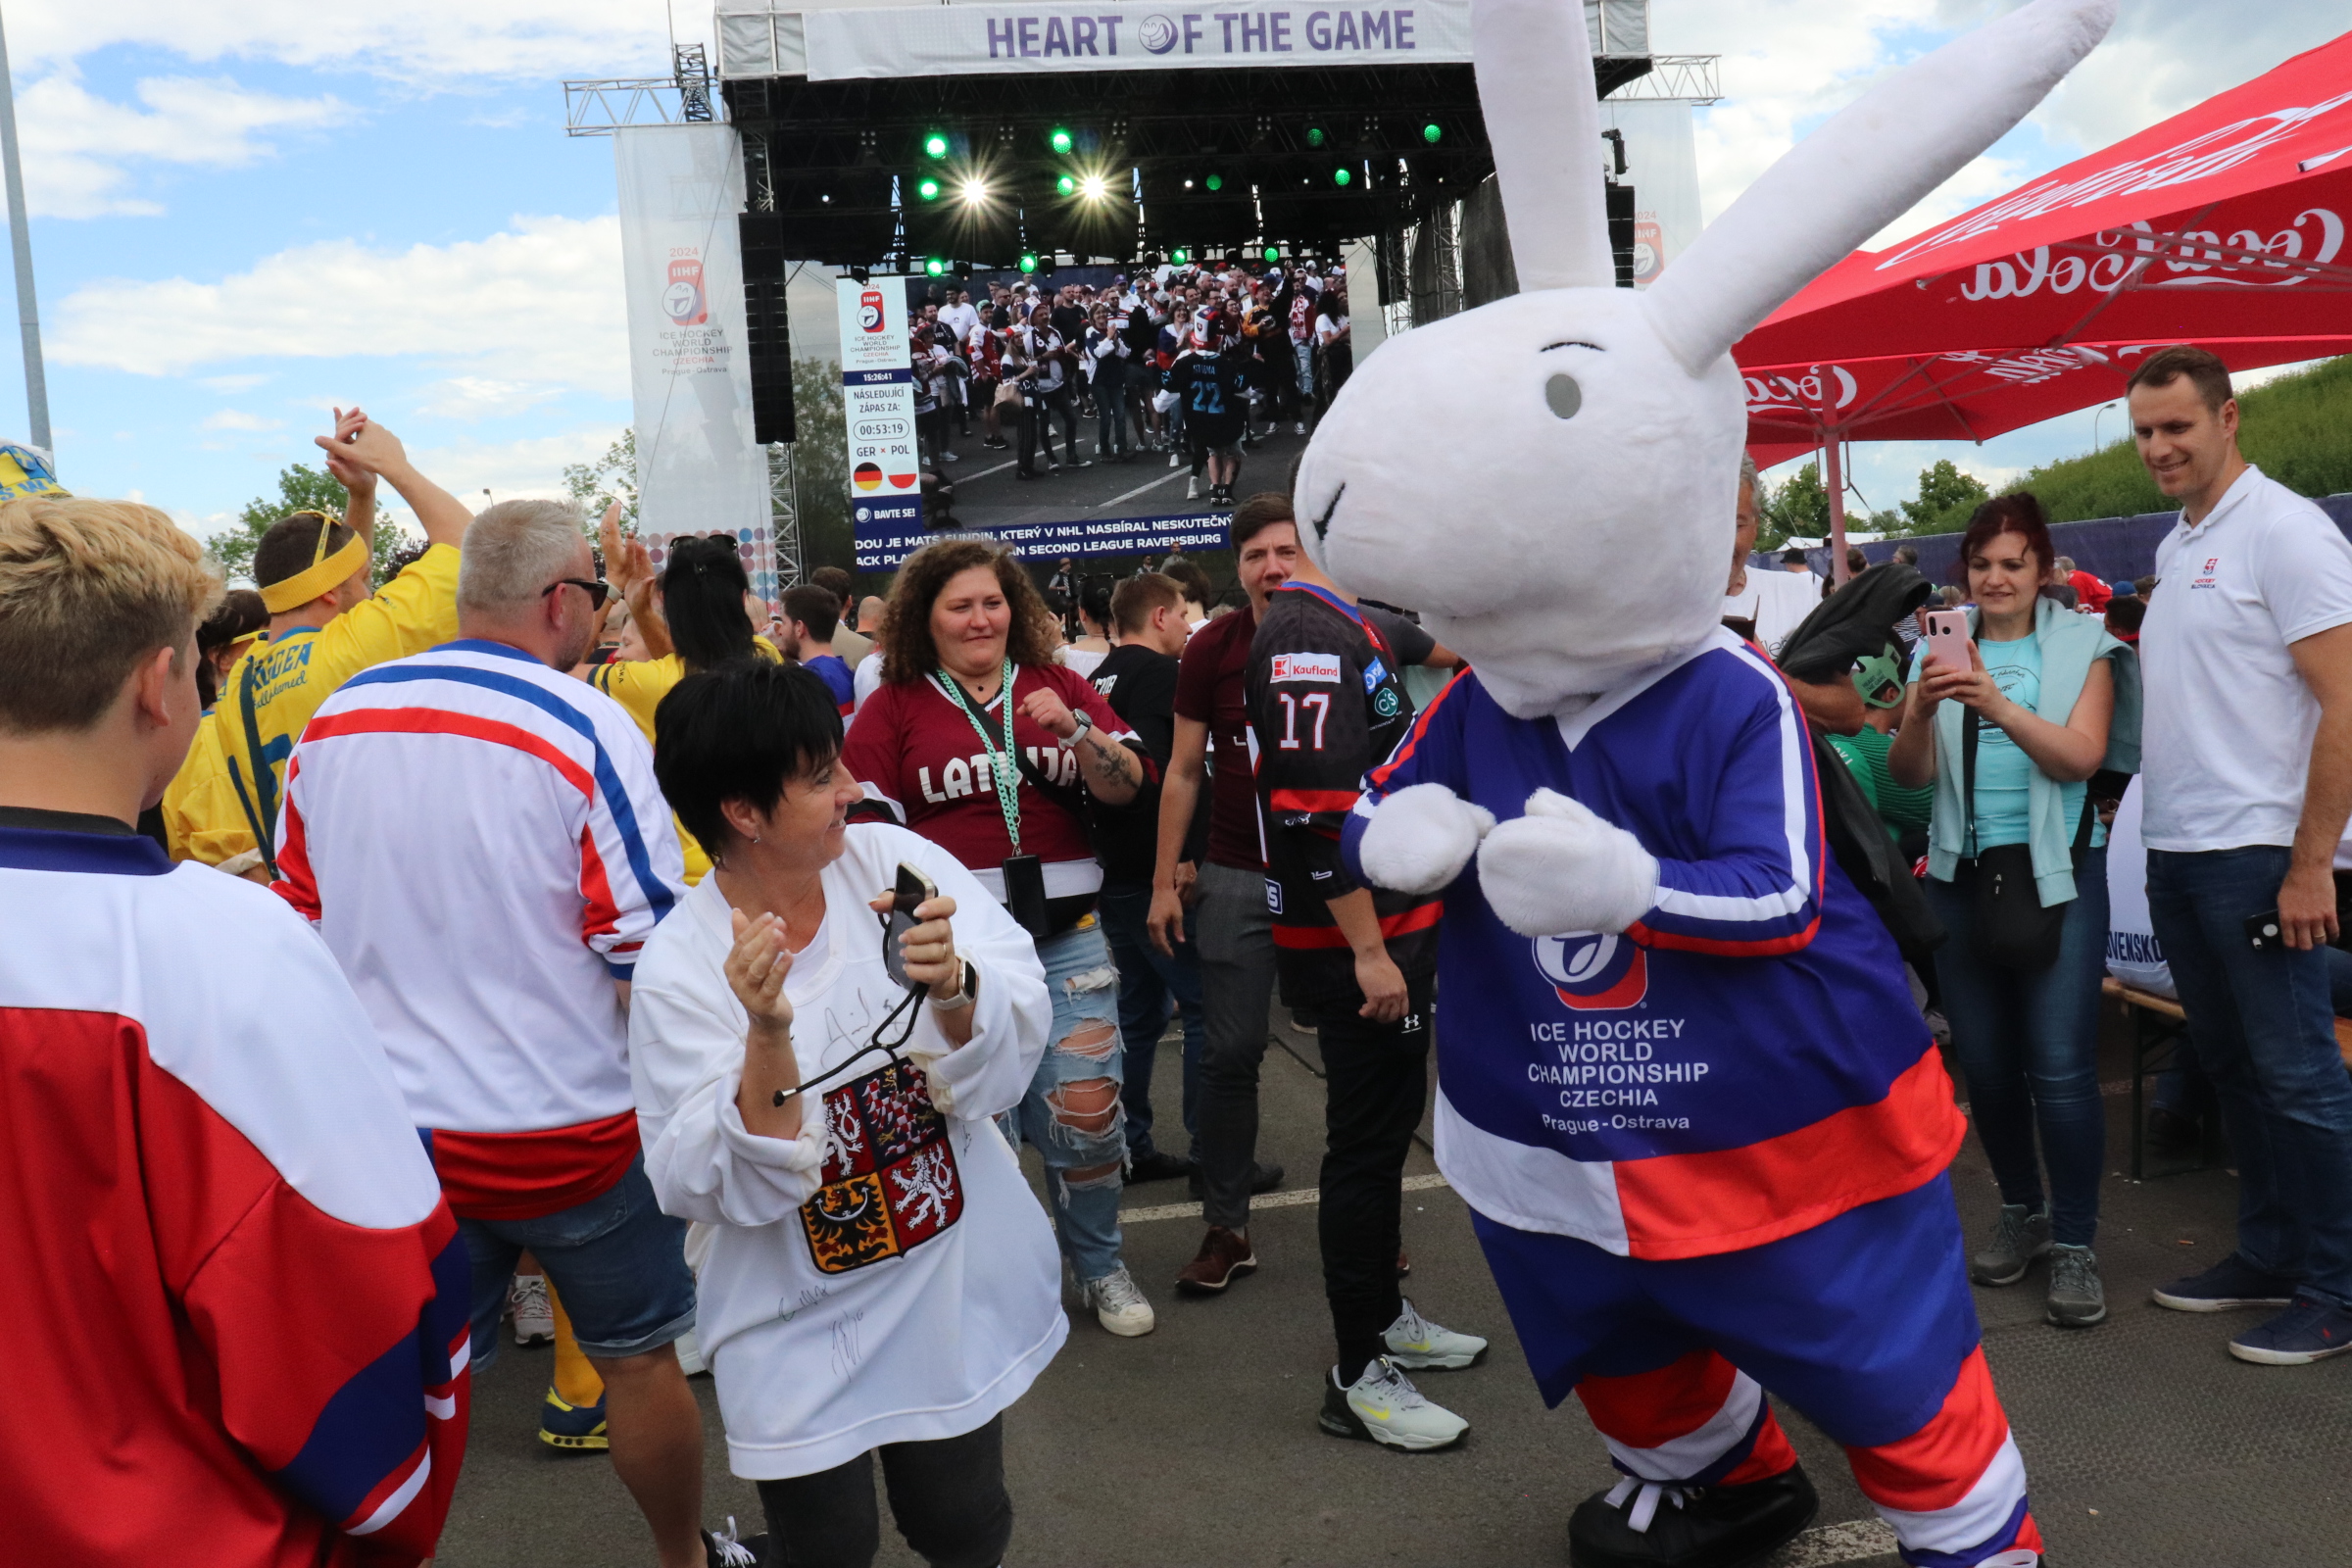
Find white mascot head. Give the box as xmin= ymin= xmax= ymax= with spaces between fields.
xmin=1297 ymin=0 xmax=2115 ymax=719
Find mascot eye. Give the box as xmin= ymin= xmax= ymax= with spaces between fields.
xmin=1544 ymin=373 xmax=1583 ymax=420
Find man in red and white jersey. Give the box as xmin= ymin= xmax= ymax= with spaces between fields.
xmin=0 ymin=495 xmax=467 ymax=1565
xmin=277 ymin=500 xmax=727 ymax=1568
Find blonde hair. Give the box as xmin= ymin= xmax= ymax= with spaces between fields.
xmin=0 ymin=496 xmax=220 ymax=733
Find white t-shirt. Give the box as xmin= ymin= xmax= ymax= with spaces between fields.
xmin=1056 ymin=644 xmax=1106 ymax=678
xmin=940 ymin=301 xmax=980 ymax=341
xmin=1723 ymin=567 xmax=1821 ymax=658
xmin=630 ymin=825 xmax=1065 ymax=1480
xmin=851 ymin=651 xmax=884 ymax=715
xmin=2139 ymin=466 xmax=2352 ymax=852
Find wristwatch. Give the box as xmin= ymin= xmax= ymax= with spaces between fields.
xmin=1057 ymin=708 xmax=1094 ymax=749
xmin=928 ymin=956 xmax=979 ymax=1010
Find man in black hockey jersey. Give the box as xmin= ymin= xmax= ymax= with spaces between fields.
xmin=1246 ymin=529 xmax=1492 ymax=1452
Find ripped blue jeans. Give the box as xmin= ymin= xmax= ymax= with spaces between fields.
xmin=1003 ymin=915 xmax=1128 ymax=1283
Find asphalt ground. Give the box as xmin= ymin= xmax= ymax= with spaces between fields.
xmin=436 ymin=997 xmax=2352 ymax=1568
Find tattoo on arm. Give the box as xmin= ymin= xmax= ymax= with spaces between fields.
xmin=1085 ymin=732 xmax=1138 ymax=787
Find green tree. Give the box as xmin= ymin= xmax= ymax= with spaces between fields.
xmin=790 ymin=358 xmax=854 ymax=575
xmin=1758 ymin=461 xmax=1830 ymax=549
xmin=562 ymin=429 xmax=638 ymax=532
xmin=1897 ymin=459 xmax=1990 ymax=536
xmin=209 ymin=464 xmax=417 ymax=589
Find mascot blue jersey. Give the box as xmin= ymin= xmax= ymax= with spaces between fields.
xmin=1342 ymin=626 xmax=1962 ymax=1262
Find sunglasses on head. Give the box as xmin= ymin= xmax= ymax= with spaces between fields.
xmin=542 ymin=577 xmax=611 ymax=610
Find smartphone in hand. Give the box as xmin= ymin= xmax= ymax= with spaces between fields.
xmin=882 ymin=861 xmax=940 ymax=991
xmin=1923 ymin=609 xmax=1972 ymax=676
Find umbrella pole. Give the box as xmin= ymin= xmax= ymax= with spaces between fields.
xmin=1825 ymin=432 xmax=1849 ymax=585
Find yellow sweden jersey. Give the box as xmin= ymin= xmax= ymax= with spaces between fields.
xmin=162 ymin=710 xmax=251 ymax=866
xmin=590 ymin=642 xmax=782 ymax=885
xmin=217 ymin=543 xmax=463 ymax=872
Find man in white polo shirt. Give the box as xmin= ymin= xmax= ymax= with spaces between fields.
xmin=2129 ymin=345 xmax=2352 ymax=1366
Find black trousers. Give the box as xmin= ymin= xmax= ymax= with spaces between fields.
xmin=1312 ymin=970 xmax=1435 ymax=1382
xmin=755 ymin=1415 xmax=1009 ymax=1568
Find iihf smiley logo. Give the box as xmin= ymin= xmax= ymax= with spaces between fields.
xmin=1532 ymin=931 xmax=1648 ymax=1011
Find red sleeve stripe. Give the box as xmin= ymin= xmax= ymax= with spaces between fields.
xmin=578 ymin=826 xmax=622 ymax=946
xmin=302 ymin=709 xmax=596 ymax=798
xmin=1368 ymin=667 xmax=1469 ymax=789
xmin=1271 ymin=787 xmax=1362 ymax=812
xmin=1272 ymin=900 xmax=1443 ymax=949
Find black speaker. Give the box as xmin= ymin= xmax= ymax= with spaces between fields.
xmin=740 ymin=216 xmax=796 ymax=446
xmin=1606 ymin=181 xmax=1637 ymax=290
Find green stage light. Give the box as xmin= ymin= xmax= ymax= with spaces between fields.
xmin=1019 ymin=252 xmax=1040 ymax=273
xmin=925 ymin=257 xmax=947 ymax=276
xmin=1056 ymin=173 xmax=1076 ymax=196
xmin=1171 ymin=247 xmax=1191 ymax=265
xmin=916 ymin=177 xmax=942 ymax=200
xmin=1205 ymin=173 xmax=1224 ymax=192
xmin=1305 ymin=125 xmax=1327 ymax=148
xmin=1333 ymin=167 xmax=1351 ymax=186
xmin=923 ymin=132 xmax=950 ymax=159
xmin=1049 ymin=126 xmax=1073 ymax=154
xmin=1263 ymin=245 xmax=1280 ymax=263
xmin=1423 ymin=122 xmax=1444 ymax=144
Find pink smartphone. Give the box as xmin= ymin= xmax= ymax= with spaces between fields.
xmin=1922 ymin=609 xmax=1972 ymax=675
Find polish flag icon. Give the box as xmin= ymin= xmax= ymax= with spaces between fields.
xmin=854 ymin=463 xmax=883 ymax=493
xmin=887 ymin=466 xmax=918 ymax=489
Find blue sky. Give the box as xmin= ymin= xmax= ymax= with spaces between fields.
xmin=0 ymin=0 xmax=2341 ymax=543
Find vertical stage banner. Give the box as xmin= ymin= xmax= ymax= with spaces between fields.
xmin=838 ymin=276 xmax=926 ymax=566
xmin=614 ymin=123 xmax=779 ymax=605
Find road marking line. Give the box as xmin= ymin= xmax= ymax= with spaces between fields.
xmin=1097 ymin=466 xmax=1189 ymax=510
xmin=1120 ymin=1171 xmax=1450 ymax=1225
xmin=1771 ymin=1520 xmax=1899 ymax=1565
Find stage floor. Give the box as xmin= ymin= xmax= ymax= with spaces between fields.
xmin=438 ymin=995 xmax=2351 ymax=1568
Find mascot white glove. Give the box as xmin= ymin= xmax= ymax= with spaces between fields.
xmin=1476 ymin=789 xmax=1659 ymax=939
xmin=1355 ymin=783 xmax=1496 ymax=895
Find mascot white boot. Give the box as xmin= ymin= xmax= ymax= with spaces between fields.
xmin=1313 ymin=1 xmax=2113 ymax=1564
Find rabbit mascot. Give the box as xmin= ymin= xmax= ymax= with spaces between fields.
xmin=1318 ymin=1 xmax=2114 ymax=1565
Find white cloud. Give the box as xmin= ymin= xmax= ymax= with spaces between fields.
xmin=18 ymin=72 xmax=345 ymax=218
xmin=0 ymin=0 xmax=672 ymax=82
xmin=416 ymin=375 xmax=569 ymax=420
xmin=407 ymin=425 xmax=627 ymax=500
xmin=1659 ymin=0 xmax=2350 ymax=251
xmin=50 ymin=214 xmax=627 ymax=395
xmin=199 ymin=372 xmax=270 ymax=392
xmin=198 ymin=408 xmax=281 ymax=431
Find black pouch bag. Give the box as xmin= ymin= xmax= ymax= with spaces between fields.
xmin=1961 ymin=707 xmax=2092 ymax=971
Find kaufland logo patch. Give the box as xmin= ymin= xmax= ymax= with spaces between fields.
xmin=1533 ymin=931 xmax=1648 ymax=1011
xmin=1270 ymin=653 xmax=1341 ymax=683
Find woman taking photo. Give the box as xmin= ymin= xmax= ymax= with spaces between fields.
xmin=1888 ymin=493 xmax=2137 ymax=1330
xmin=840 ymin=538 xmax=1158 ymax=1338
xmin=631 ymin=661 xmax=1062 ymax=1568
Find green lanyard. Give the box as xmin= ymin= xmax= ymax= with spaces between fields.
xmin=930 ymin=661 xmax=1023 ymax=855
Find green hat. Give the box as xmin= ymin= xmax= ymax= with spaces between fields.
xmin=1852 ymin=648 xmax=1906 ymax=709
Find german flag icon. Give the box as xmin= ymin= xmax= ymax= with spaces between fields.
xmin=854 ymin=462 xmax=883 ymax=493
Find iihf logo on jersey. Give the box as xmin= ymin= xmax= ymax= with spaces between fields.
xmin=1532 ymin=931 xmax=1647 ymax=1010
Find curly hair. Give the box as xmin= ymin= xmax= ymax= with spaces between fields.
xmin=880 ymin=538 xmax=1058 ymax=683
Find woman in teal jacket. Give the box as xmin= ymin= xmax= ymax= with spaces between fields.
xmin=1888 ymin=494 xmax=2139 ymax=1331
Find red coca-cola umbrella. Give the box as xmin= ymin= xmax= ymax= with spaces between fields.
xmin=1736 ymin=26 xmax=2352 ymax=569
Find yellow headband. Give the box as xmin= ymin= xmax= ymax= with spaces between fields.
xmin=260 ymin=533 xmax=369 ymax=613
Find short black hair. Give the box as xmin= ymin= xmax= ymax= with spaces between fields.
xmin=2127 ymin=344 xmax=2233 ymax=416
xmin=654 ymin=662 xmax=845 ymax=858
xmin=781 ymin=583 xmax=839 ymax=642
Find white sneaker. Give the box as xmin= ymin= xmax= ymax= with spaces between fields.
xmin=1080 ymin=1264 xmax=1157 ymax=1337
xmin=941 ymin=450 xmax=959 ymax=463
xmin=510 ymin=1273 xmax=554 ymax=1346
xmin=675 ymin=1327 xmax=708 ymax=1377
xmin=1169 ymin=450 xmax=1182 ymax=467
xmin=1296 ymin=420 xmax=1307 ymax=435
xmin=1383 ymin=1298 xmax=1488 ymax=1370
xmin=1318 ymin=1358 xmax=1469 ymax=1450
xmin=1185 ymin=476 xmax=1200 ymax=500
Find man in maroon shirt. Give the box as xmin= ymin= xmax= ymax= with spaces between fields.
xmin=1151 ymin=495 xmax=1296 ymax=1293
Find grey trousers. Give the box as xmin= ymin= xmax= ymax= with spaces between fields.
xmin=1193 ymin=860 xmax=1281 ymax=1231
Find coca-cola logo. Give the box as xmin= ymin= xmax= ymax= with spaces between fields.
xmin=1743 ymin=344 xmax=2151 ymax=416
xmin=1743 ymin=363 xmax=1858 ymax=416
xmin=1881 ymin=89 xmax=2352 ymax=272
xmin=1955 ymin=209 xmax=2343 ymax=302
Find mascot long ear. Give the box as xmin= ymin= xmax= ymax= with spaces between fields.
xmin=1474 ymin=0 xmax=1615 ymax=291
xmin=1644 ymin=0 xmax=2116 ymax=375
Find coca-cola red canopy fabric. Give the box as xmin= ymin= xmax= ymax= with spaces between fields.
xmin=1738 ymin=26 xmax=2352 ymax=462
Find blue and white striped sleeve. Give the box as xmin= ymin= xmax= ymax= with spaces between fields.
xmin=583 ymin=717 xmax=684 ymax=978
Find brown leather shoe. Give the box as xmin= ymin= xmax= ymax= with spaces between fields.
xmin=1397 ymin=1248 xmax=1412 ymax=1279
xmin=1175 ymin=1226 xmax=1258 ymax=1296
